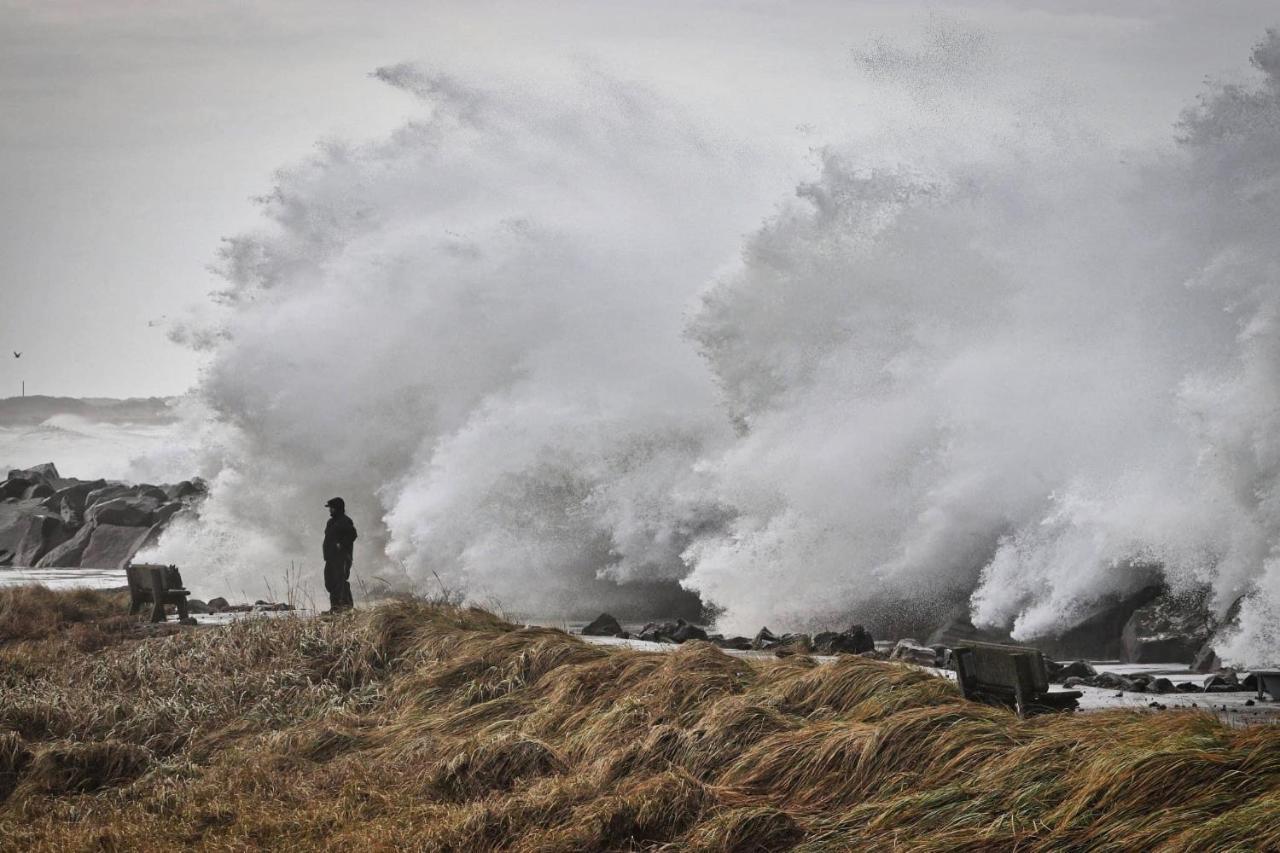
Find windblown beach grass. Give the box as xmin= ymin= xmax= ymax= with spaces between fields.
xmin=0 ymin=587 xmax=1277 ymax=851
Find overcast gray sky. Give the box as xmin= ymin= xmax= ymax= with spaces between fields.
xmin=1 ymin=0 xmax=1275 ymax=399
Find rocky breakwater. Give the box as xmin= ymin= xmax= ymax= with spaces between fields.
xmin=0 ymin=463 xmax=205 ymax=570
xmin=581 ymin=613 xmax=880 ymax=657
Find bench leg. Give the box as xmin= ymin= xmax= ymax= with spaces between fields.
xmin=149 ymin=572 xmax=167 ymax=623
xmin=176 ymin=596 xmax=189 ymax=621
xmin=953 ymin=648 xmax=974 ymax=701
xmin=1012 ymin=654 xmax=1034 ymax=719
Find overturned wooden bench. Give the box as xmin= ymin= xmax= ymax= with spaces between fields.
xmin=952 ymin=641 xmax=1081 ymax=717
xmin=126 ymin=563 xmax=192 ymax=624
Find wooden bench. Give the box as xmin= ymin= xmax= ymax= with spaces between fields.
xmin=952 ymin=641 xmax=1080 ymax=717
xmin=126 ymin=563 xmax=192 ymax=624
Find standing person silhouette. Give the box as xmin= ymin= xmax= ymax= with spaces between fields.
xmin=322 ymin=497 xmax=357 ymax=612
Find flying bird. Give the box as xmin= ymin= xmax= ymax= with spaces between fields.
xmin=12 ymin=352 xmax=19 ymax=359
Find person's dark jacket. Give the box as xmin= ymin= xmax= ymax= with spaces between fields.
xmin=323 ymin=513 xmax=358 ymax=564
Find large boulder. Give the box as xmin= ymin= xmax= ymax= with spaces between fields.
xmin=85 ymin=496 xmax=159 ymax=528
xmin=22 ymin=482 xmax=54 ymax=501
xmin=671 ymin=621 xmax=708 ymax=643
xmin=136 ymin=485 xmax=169 ymax=503
xmin=152 ymin=502 xmax=185 ymax=526
xmin=11 ymin=514 xmax=71 ymax=566
xmin=813 ymin=624 xmax=875 ymax=655
xmin=0 ymin=478 xmax=33 ymax=501
xmin=0 ymin=500 xmax=53 ymax=564
xmin=83 ymin=483 xmax=133 ymax=509
xmin=891 ymin=639 xmax=940 ymax=666
xmin=582 ymin=613 xmax=624 ymax=637
xmin=928 ymin=609 xmax=1016 ymax=650
xmin=165 ymin=478 xmax=207 ymax=502
xmin=1190 ymin=595 xmax=1246 ymax=673
xmin=79 ymin=524 xmax=154 ymax=569
xmin=51 ymin=479 xmax=106 ymax=510
xmin=1120 ymin=588 xmax=1215 ymax=664
xmin=751 ymin=627 xmax=781 ymax=650
xmin=7 ymin=463 xmax=59 ymax=486
xmin=34 ymin=522 xmax=95 ymax=567
xmin=1035 ymin=584 xmax=1164 ymax=661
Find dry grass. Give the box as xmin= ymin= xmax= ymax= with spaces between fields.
xmin=0 ymin=588 xmax=1277 ymax=851
xmin=0 ymin=585 xmax=133 ymax=646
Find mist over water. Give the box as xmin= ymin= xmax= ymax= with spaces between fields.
xmin=145 ymin=26 xmax=1280 ymax=665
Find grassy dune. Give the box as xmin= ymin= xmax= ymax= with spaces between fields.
xmin=0 ymin=586 xmax=1278 ymax=851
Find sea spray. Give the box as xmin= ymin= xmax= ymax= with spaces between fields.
xmin=142 ymin=27 xmax=1280 ymax=665
xmin=144 ymin=67 xmax=765 ymax=616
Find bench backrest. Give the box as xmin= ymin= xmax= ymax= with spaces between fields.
xmin=954 ymin=642 xmax=1050 ymax=694
xmin=126 ymin=563 xmax=184 ymax=594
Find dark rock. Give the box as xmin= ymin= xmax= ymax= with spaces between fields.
xmin=33 ymin=522 xmax=96 ymax=567
xmin=22 ymin=482 xmax=54 ymax=501
xmin=41 ymin=479 xmax=105 ymax=511
xmin=85 ymin=496 xmax=159 ymax=528
xmin=1121 ymin=588 xmax=1215 ymax=664
xmin=152 ymin=502 xmax=185 ymax=527
xmin=1093 ymin=672 xmax=1137 ymax=692
xmin=814 ymin=624 xmax=876 ymax=655
xmin=207 ymin=597 xmax=230 ymax=612
xmin=136 ymin=485 xmax=169 ymax=502
xmin=1203 ymin=671 xmax=1242 ymax=693
xmin=582 ymin=613 xmax=624 ymax=637
xmin=1190 ymin=595 xmax=1247 ymax=674
xmin=10 ymin=462 xmax=58 ymax=480
xmin=671 ymin=621 xmax=708 ymax=643
xmin=1059 ymin=660 xmax=1096 ymax=681
xmin=166 ymin=479 xmax=207 ymax=501
xmin=1175 ymin=681 xmax=1201 ymax=693
xmin=1191 ymin=643 xmax=1220 ymax=674
xmin=1037 ymin=584 xmax=1164 ymax=661
xmin=715 ymin=635 xmax=753 ymax=651
xmin=927 ymin=608 xmax=1015 ymax=648
xmin=0 ymin=478 xmax=33 ymax=501
xmin=890 ymin=639 xmax=939 ymax=666
xmin=637 ymin=622 xmax=675 ymax=643
xmin=79 ymin=524 xmax=154 ymax=569
xmin=1150 ymin=677 xmax=1174 ymax=694
xmin=1241 ymin=673 xmax=1258 ymax=692
xmin=12 ymin=514 xmax=71 ymax=566
xmin=187 ymin=599 xmax=211 ymax=614
xmin=751 ymin=627 xmax=781 ymax=650
xmin=84 ymin=483 xmax=132 ymax=509
xmin=774 ymin=633 xmax=812 ymax=654
xmin=1062 ymin=676 xmax=1087 ymax=688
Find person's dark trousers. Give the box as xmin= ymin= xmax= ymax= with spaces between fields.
xmin=340 ymin=558 xmax=354 ymax=609
xmin=324 ymin=559 xmax=352 ymax=611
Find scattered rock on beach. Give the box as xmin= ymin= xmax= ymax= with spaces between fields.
xmin=207 ymin=597 xmax=229 ymax=612
xmin=672 ymin=621 xmax=708 ymax=643
xmin=582 ymin=613 xmax=624 ymax=637
xmin=1053 ymin=660 xmax=1096 ymax=682
xmin=813 ymin=624 xmax=875 ymax=655
xmin=751 ymin=627 xmax=780 ymax=650
xmin=890 ymin=639 xmax=939 ymax=667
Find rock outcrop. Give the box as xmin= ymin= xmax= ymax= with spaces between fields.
xmin=582 ymin=613 xmax=625 ymax=637
xmin=1120 ymin=588 xmax=1216 ymax=664
xmin=0 ymin=463 xmax=205 ymax=570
